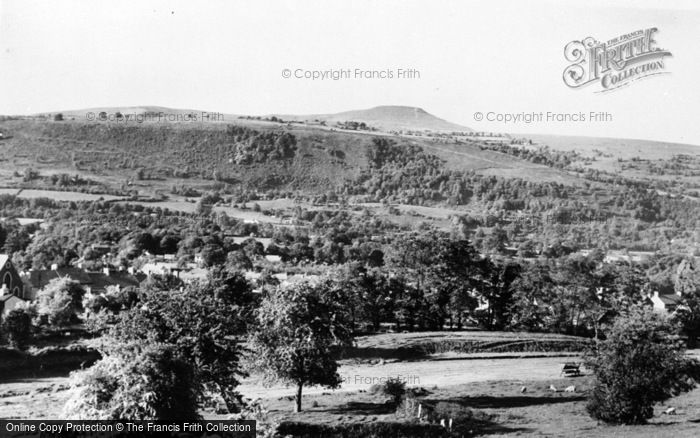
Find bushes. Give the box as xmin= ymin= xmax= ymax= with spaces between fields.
xmin=2 ymin=308 xmax=32 ymax=349
xmin=396 ymin=395 xmax=493 ymax=436
xmin=0 ymin=344 xmax=100 ymax=378
xmin=375 ymin=377 xmax=407 ymax=405
xmin=63 ymin=343 xmax=199 ymax=420
xmin=586 ymin=306 xmax=700 ymax=424
xmin=276 ymin=421 xmax=448 ymax=438
xmin=404 ymin=338 xmax=591 ymax=355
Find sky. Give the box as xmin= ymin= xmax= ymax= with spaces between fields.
xmin=1 ymin=0 xmax=699 ymax=145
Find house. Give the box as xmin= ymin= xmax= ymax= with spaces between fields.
xmin=140 ymin=261 xmax=182 ymax=277
xmin=26 ymin=266 xmax=141 ymax=297
xmin=650 ymin=291 xmax=683 ymax=313
xmin=0 ymin=284 xmax=26 ymax=319
xmin=139 ymin=261 xmax=207 ymax=283
xmin=0 ymin=254 xmax=27 ymax=299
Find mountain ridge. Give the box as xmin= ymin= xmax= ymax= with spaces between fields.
xmin=36 ymin=105 xmax=472 ymax=133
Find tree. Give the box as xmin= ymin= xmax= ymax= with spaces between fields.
xmin=53 ymin=113 xmax=64 ymax=121
xmin=586 ymin=306 xmax=699 ymax=424
xmin=2 ymin=228 xmax=31 ymax=253
xmin=673 ymin=259 xmax=700 ymax=346
xmin=109 ymin=282 xmax=246 ymax=412
xmin=510 ymin=262 xmax=553 ymax=331
xmin=335 ymin=264 xmax=394 ymax=333
xmin=388 ymin=233 xmax=485 ymax=330
xmin=2 ymin=307 xmax=33 ymax=349
xmin=199 ymin=243 xmax=226 ymax=267
xmin=248 ymin=280 xmax=353 ymax=412
xmin=226 ymin=250 xmax=253 ymax=271
xmin=63 ymin=342 xmax=199 ymax=420
xmin=479 ymin=259 xmax=521 ymax=329
xmin=36 ymin=278 xmax=85 ymax=328
xmin=207 ymin=267 xmax=258 ymax=335
xmin=548 ymin=255 xmax=601 ymax=335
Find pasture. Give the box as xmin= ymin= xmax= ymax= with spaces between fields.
xmin=3 ymin=332 xmax=700 ymax=437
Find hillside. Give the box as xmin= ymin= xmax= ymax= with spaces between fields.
xmin=276 ymin=105 xmax=472 ymax=132
xmin=522 ymin=134 xmax=700 ymax=191
xmin=525 ymin=134 xmax=700 ymax=161
xmin=0 ymin=116 xmax=569 ymax=195
xmin=2 ymin=108 xmax=697 ymax=199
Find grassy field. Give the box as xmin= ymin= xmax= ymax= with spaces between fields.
xmin=5 ymin=365 xmax=700 ymax=436
xmin=3 ymin=332 xmax=699 ymax=436
xmin=262 ymin=377 xmax=700 ymax=437
xmin=17 ymin=189 xmax=123 ymax=202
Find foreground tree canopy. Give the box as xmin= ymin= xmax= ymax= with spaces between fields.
xmin=586 ymin=306 xmax=700 ymax=424
xmin=248 ymin=279 xmax=353 ymax=412
xmin=63 ymin=276 xmax=252 ymax=418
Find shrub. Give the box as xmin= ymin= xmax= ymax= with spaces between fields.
xmin=586 ymin=306 xmax=700 ymax=424
xmin=380 ymin=377 xmax=407 ymax=405
xmin=2 ymin=308 xmax=32 ymax=349
xmin=63 ymin=342 xmax=199 ymax=420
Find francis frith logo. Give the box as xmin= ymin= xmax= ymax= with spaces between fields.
xmin=563 ymin=28 xmax=672 ymax=92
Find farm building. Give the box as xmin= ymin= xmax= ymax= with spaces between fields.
xmin=649 ymin=290 xmax=684 ymax=313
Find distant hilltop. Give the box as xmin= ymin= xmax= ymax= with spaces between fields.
xmin=274 ymin=105 xmax=473 ymax=132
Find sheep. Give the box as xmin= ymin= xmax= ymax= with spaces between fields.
xmin=664 ymin=407 xmax=676 ymax=415
xmin=520 ymin=386 xmax=527 ymax=393
xmin=548 ymin=385 xmax=558 ymax=392
xmin=564 ymin=385 xmax=576 ymax=393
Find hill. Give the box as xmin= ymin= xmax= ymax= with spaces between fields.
xmin=276 ymin=105 xmax=472 ymax=132
xmin=524 ymin=134 xmax=700 ymax=160
xmin=2 ymin=107 xmax=697 ymax=199
xmin=522 ymin=134 xmax=700 ymax=191
xmin=0 ymin=115 xmax=568 ymax=196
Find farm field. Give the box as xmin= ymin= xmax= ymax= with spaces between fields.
xmin=17 ymin=189 xmax=123 ymax=202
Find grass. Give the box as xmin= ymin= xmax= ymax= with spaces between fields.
xmin=346 ymin=331 xmax=590 ymax=363
xmin=2 ymin=332 xmax=699 ymax=437
xmin=244 ymin=377 xmax=700 ymax=437
xmin=5 ymin=373 xmax=699 ymax=436
xmin=17 ymin=189 xmax=122 ymax=202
